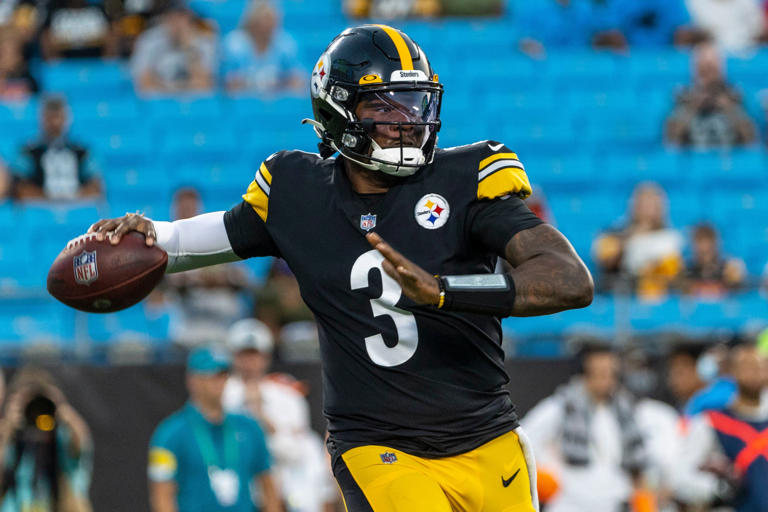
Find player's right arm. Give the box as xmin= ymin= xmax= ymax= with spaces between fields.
xmin=88 ymin=156 xmax=282 ymax=273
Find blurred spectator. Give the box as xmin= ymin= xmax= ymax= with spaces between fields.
xmin=105 ymin=0 xmax=172 ymax=57
xmin=0 ymin=368 xmax=93 ymax=512
xmin=685 ymin=0 xmax=765 ymax=53
xmin=592 ymin=182 xmax=683 ymax=299
xmin=130 ymin=1 xmax=215 ymax=94
xmin=254 ymin=259 xmax=313 ymax=342
xmin=148 ymin=347 xmax=280 ymax=512
xmin=164 ymin=187 xmax=252 ymax=346
xmin=344 ymin=0 xmax=442 ymax=18
xmin=223 ymin=319 xmax=336 ymax=512
xmin=666 ymin=342 xmax=707 ymax=411
xmin=681 ymin=223 xmax=746 ymax=297
xmin=674 ymin=344 xmax=768 ymax=511
xmin=40 ymin=0 xmax=117 ymax=60
xmin=0 ymin=0 xmax=48 ymax=57
xmin=222 ymin=1 xmax=304 ymax=96
xmin=11 ymin=95 xmax=103 ymax=202
xmin=666 ymin=43 xmax=756 ymax=149
xmin=622 ymin=347 xmax=682 ymax=512
xmin=0 ymin=28 xmax=38 ymax=101
xmin=685 ymin=343 xmax=738 ymax=417
xmin=521 ymin=344 xmax=650 ymax=512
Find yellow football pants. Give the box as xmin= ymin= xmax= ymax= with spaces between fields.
xmin=333 ymin=428 xmax=538 ymax=512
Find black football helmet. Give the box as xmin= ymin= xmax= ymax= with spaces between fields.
xmin=305 ymin=25 xmax=443 ymax=176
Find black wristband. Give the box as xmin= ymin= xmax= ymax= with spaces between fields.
xmin=437 ymin=274 xmax=516 ymax=316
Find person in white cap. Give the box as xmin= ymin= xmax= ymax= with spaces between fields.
xmin=223 ymin=318 xmax=337 ymax=512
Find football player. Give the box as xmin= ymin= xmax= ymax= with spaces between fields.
xmin=90 ymin=25 xmax=593 ymax=512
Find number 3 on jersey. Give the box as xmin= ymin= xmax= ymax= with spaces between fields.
xmin=350 ymin=250 xmax=419 ymax=367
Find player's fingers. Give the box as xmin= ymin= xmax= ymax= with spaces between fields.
xmin=380 ymin=259 xmax=402 ymax=284
xmin=396 ymin=266 xmax=419 ymax=283
xmin=91 ymin=219 xmax=119 ymax=241
xmin=109 ymin=221 xmax=134 ymax=245
xmin=367 ymin=233 xmax=411 ymax=268
xmin=87 ymin=219 xmax=108 ymax=233
xmin=138 ymin=220 xmax=156 ymax=246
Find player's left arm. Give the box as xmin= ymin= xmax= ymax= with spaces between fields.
xmin=504 ymin=223 xmax=593 ymax=316
xmin=369 ymin=142 xmax=592 ymax=316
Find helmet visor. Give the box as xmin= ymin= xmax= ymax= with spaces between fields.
xmin=356 ymin=90 xmax=439 ymax=149
xmin=357 ymin=90 xmax=439 ymax=125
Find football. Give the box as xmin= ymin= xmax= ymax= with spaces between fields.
xmin=47 ymin=231 xmax=168 ymax=313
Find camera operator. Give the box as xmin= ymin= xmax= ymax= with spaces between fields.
xmin=0 ymin=368 xmax=93 ymax=512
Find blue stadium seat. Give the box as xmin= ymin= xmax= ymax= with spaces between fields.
xmin=581 ymin=109 xmax=661 ymax=152
xmin=86 ymin=304 xmax=151 ymax=344
xmin=525 ymin=153 xmax=594 ymax=190
xmin=41 ymin=59 xmax=132 ymax=100
xmin=630 ymin=296 xmax=684 ymax=332
xmin=142 ymin=96 xmax=224 ymax=124
xmin=683 ymin=149 xmax=767 ymax=186
xmin=628 ymin=49 xmax=691 ymax=87
xmin=89 ymin=129 xmax=154 ymax=167
xmin=601 ymin=151 xmax=682 ymax=189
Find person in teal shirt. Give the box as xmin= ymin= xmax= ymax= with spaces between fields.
xmin=148 ymin=347 xmax=280 ymax=512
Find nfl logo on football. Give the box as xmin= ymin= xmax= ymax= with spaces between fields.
xmin=73 ymin=250 xmax=98 ymax=285
xmin=360 ymin=213 xmax=377 ymax=231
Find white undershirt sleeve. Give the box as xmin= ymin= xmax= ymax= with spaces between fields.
xmin=152 ymin=211 xmax=241 ymax=273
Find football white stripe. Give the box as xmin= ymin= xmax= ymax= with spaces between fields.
xmin=478 ymin=159 xmax=525 ymax=181
xmin=255 ymin=170 xmax=271 ymax=196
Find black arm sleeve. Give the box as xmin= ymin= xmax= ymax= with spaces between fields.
xmin=468 ymin=196 xmax=544 ymax=257
xmin=223 ymin=201 xmax=281 ymax=259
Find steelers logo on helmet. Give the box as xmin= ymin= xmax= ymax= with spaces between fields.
xmin=311 ymin=53 xmax=329 ymax=99
xmin=414 ymin=194 xmax=449 ymax=230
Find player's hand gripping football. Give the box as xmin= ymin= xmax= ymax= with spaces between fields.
xmin=366 ymin=232 xmax=440 ymax=306
xmin=87 ymin=213 xmax=157 ymax=246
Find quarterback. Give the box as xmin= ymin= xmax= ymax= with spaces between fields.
xmin=91 ymin=25 xmax=593 ymax=512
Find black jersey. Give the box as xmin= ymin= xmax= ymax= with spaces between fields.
xmin=224 ymin=141 xmax=543 ymax=458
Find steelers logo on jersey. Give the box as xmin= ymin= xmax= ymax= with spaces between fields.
xmin=414 ymin=193 xmax=449 ymax=230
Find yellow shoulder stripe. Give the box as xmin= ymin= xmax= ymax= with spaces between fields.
xmin=479 ymin=152 xmax=519 ymax=171
xmin=375 ymin=24 xmax=414 ymax=70
xmin=259 ymin=162 xmax=272 ymax=185
xmin=478 ymin=167 xmax=532 ymax=200
xmin=242 ymin=162 xmax=271 ymax=222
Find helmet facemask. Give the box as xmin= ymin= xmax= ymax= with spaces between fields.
xmin=343 ymin=89 xmax=441 ymax=176
xmin=308 ymin=81 xmax=442 ymax=177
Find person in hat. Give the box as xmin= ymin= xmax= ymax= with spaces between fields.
xmin=223 ymin=319 xmax=337 ymax=512
xmin=147 ymin=347 xmax=280 ymax=512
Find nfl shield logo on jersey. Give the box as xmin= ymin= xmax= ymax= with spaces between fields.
xmin=379 ymin=452 xmax=398 ymax=464
xmin=73 ymin=250 xmax=98 ymax=285
xmin=360 ymin=213 xmax=377 ymax=231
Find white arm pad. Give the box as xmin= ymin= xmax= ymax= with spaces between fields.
xmin=152 ymin=211 xmax=241 ymax=273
